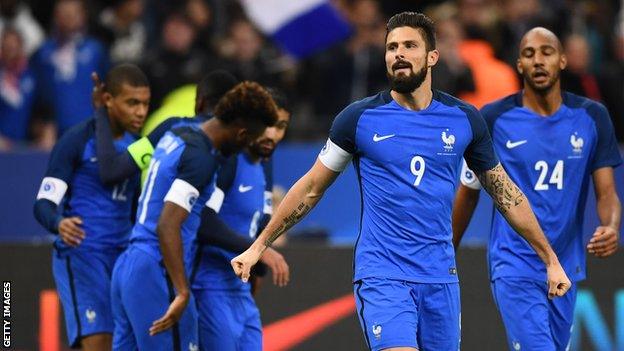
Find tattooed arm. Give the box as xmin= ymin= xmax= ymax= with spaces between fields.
xmin=231 ymin=159 xmax=340 ymax=282
xmin=477 ymin=163 xmax=571 ymax=298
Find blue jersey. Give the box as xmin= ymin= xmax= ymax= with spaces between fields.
xmin=36 ymin=119 xmax=139 ymax=251
xmin=319 ymin=90 xmax=498 ymax=283
xmin=129 ymin=127 xmax=219 ymax=271
xmin=0 ymin=67 xmax=36 ymax=141
xmin=31 ymin=36 xmax=108 ymax=134
xmin=481 ymin=92 xmax=622 ymax=282
xmin=192 ymin=153 xmax=273 ymax=291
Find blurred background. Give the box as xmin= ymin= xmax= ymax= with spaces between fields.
xmin=0 ymin=0 xmax=623 ymax=350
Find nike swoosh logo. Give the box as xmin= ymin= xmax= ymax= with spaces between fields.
xmin=263 ymin=293 xmax=355 ymax=350
xmin=238 ymin=184 xmax=253 ymax=193
xmin=373 ymin=133 xmax=395 ymax=142
xmin=506 ymin=140 xmax=528 ymax=149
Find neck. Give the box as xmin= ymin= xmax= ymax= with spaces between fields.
xmin=201 ymin=118 xmax=228 ymax=151
xmin=247 ymin=150 xmax=262 ymax=163
xmin=390 ymin=75 xmax=433 ymax=111
xmin=522 ymin=82 xmax=562 ymax=116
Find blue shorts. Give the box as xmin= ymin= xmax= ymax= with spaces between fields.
xmin=194 ymin=289 xmax=262 ymax=351
xmin=111 ymin=246 xmax=198 ymax=350
xmin=353 ymin=278 xmax=461 ymax=351
xmin=52 ymin=247 xmax=121 ymax=347
xmin=491 ymin=278 xmax=577 ymax=351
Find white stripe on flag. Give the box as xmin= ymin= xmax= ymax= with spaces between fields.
xmin=240 ymin=0 xmax=326 ymax=34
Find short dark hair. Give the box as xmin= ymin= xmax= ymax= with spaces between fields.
xmin=265 ymin=87 xmax=290 ymax=113
xmin=104 ymin=63 xmax=149 ymax=96
xmin=196 ymin=70 xmax=239 ymax=110
xmin=386 ymin=12 xmax=436 ymax=52
xmin=214 ymin=81 xmax=277 ymax=129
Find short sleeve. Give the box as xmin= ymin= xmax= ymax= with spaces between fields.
xmin=204 ymin=155 xmax=237 ymax=213
xmin=37 ymin=125 xmax=88 ymax=204
xmin=319 ymin=103 xmax=361 ymax=171
xmin=164 ymin=138 xmax=217 ymax=212
xmin=459 ymin=158 xmax=482 ymax=190
xmin=462 ymin=105 xmax=499 ymax=172
xmin=587 ymin=103 xmax=622 ymax=171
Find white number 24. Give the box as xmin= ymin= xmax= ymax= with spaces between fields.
xmin=534 ymin=160 xmax=564 ymax=191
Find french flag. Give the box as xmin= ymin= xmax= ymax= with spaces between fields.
xmin=240 ymin=0 xmax=352 ymax=58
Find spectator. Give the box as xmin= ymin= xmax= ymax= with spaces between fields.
xmin=0 ymin=27 xmax=36 ymax=149
xmin=31 ymin=0 xmax=108 ymax=137
xmin=429 ymin=7 xmax=475 ymax=96
xmin=599 ymin=29 xmax=624 ymax=141
xmin=561 ymin=33 xmax=603 ymax=102
xmin=0 ymin=0 xmax=45 ymax=56
xmin=220 ymin=19 xmax=289 ymax=89
xmin=94 ymin=0 xmax=147 ymax=64
xmin=303 ymin=0 xmax=387 ymax=136
xmin=458 ymin=39 xmax=519 ymax=108
xmin=142 ymin=13 xmax=208 ymax=108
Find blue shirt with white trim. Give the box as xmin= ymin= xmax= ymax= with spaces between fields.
xmin=319 ymin=89 xmax=498 ymax=283
xmin=36 ymin=118 xmax=139 ymax=252
xmin=129 ymin=127 xmax=220 ymax=270
xmin=479 ymin=92 xmax=622 ymax=283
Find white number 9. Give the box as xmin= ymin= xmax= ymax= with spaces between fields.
xmin=410 ymin=156 xmax=426 ymax=187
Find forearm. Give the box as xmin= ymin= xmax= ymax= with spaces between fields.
xmin=253 ymin=174 xmax=323 ymax=252
xmin=157 ymin=223 xmax=189 ymax=296
xmin=451 ymin=186 xmax=480 ymax=249
xmin=33 ymin=199 xmax=62 ymax=234
xmin=95 ymin=109 xmax=140 ymax=185
xmin=197 ymin=207 xmax=254 ymax=253
xmin=596 ymin=193 xmax=621 ymax=230
xmin=478 ymin=164 xmax=557 ymax=265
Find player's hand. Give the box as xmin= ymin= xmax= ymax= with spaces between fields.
xmin=546 ymin=262 xmax=571 ymax=299
xmin=91 ymin=72 xmax=105 ymax=108
xmin=587 ymin=226 xmax=619 ymax=257
xmin=260 ymin=247 xmax=290 ymax=287
xmin=58 ymin=217 xmax=85 ymax=247
xmin=149 ymin=292 xmax=189 ymax=336
xmin=231 ymin=245 xmax=264 ymax=283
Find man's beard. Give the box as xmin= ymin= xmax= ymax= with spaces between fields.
xmin=249 ymin=139 xmax=275 ymax=158
xmin=387 ymin=63 xmax=428 ymax=93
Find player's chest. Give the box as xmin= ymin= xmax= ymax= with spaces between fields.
xmin=493 ymin=117 xmax=595 ymax=167
xmin=355 ymin=117 xmax=472 ymax=166
xmin=225 ymin=165 xmax=265 ymax=214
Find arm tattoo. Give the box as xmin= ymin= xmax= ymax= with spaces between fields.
xmin=264 ymin=202 xmax=311 ymax=247
xmin=476 ymin=164 xmax=524 ymax=214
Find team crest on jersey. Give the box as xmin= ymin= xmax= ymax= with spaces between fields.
xmin=570 ymin=132 xmax=583 ymax=153
xmin=437 ymin=129 xmax=457 ymax=155
xmin=568 ymin=132 xmax=584 ymax=159
xmin=512 ymin=341 xmax=521 ymax=350
xmin=189 ymin=342 xmax=198 ymax=351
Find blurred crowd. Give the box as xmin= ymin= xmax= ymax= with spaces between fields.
xmin=0 ymin=0 xmax=623 ymax=150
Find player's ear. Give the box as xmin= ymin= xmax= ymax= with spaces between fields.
xmin=559 ymin=53 xmax=567 ymax=70
xmin=427 ymin=49 xmax=439 ymax=67
xmin=516 ymin=59 xmax=523 ymax=75
xmin=103 ymin=92 xmax=114 ymax=108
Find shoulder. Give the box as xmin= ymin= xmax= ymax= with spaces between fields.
xmin=563 ymin=91 xmax=609 ymax=121
xmin=57 ymin=119 xmax=94 ymax=148
xmin=480 ymin=93 xmax=519 ymax=120
xmin=434 ymin=90 xmax=482 ymax=122
xmin=176 ymin=129 xmax=216 ymax=166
